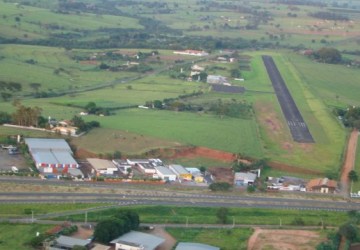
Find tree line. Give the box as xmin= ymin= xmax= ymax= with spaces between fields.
xmin=94 ymin=210 xmax=140 ymax=244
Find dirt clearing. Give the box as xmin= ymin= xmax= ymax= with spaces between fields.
xmin=247 ymin=228 xmax=325 ymax=250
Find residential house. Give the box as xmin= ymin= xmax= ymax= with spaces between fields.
xmin=186 ymin=168 xmax=204 ymax=183
xmin=234 ymin=172 xmax=257 ymax=186
xmin=110 ymin=231 xmax=165 ymax=250
xmin=306 ymin=178 xmax=338 ymax=194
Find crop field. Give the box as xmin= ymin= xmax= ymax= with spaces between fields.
xmin=167 ymin=227 xmax=252 ymax=250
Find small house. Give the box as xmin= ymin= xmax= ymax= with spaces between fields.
xmin=169 ymin=164 xmax=192 ymax=181
xmin=110 ymin=231 xmax=165 ymax=250
xmin=49 ymin=235 xmax=91 ymax=250
xmin=87 ymin=158 xmax=118 ymax=176
xmin=306 ymin=178 xmax=337 ymax=194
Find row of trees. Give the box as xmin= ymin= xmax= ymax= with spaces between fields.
xmin=94 ymin=211 xmax=140 ymax=244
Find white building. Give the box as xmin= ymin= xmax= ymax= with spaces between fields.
xmin=87 ymin=158 xmax=118 ymax=175
xmin=111 ymin=231 xmax=165 ymax=250
xmin=169 ymin=164 xmax=192 ymax=180
xmin=234 ymin=172 xmax=257 ymax=186
xmin=155 ymin=166 xmax=177 ymax=181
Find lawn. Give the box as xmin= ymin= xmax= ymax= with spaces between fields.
xmin=0 ymin=223 xmax=53 ymax=250
xmin=167 ymin=227 xmax=253 ymax=250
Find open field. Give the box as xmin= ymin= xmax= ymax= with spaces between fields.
xmin=82 ymin=109 xmax=263 ymax=158
xmin=247 ymin=228 xmax=326 ymax=250
xmin=167 ymin=227 xmax=252 ymax=250
xmin=58 ymin=206 xmax=349 ymax=227
xmin=0 ymin=223 xmax=53 ymax=250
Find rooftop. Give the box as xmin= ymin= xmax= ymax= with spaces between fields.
xmin=175 ymin=242 xmax=220 ymax=250
xmin=156 ymin=166 xmax=176 ymax=176
xmin=110 ymin=231 xmax=165 ymax=250
xmin=87 ymin=158 xmax=117 ymax=170
xmin=169 ymin=165 xmax=189 ymax=175
xmin=24 ymin=138 xmax=72 ymax=151
xmin=307 ymin=178 xmax=337 ymax=189
xmin=234 ymin=172 xmax=257 ymax=181
xmin=54 ymin=235 xmax=91 ymax=248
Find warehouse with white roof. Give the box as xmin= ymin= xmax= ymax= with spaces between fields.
xmin=25 ymin=138 xmax=78 ymax=174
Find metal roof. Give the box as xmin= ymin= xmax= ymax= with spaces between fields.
xmin=110 ymin=231 xmax=164 ymax=250
xmin=234 ymin=172 xmax=257 ymax=181
xmin=55 ymin=235 xmax=91 ymax=248
xmin=87 ymin=158 xmax=117 ymax=170
xmin=155 ymin=166 xmax=176 ymax=176
xmin=25 ymin=138 xmax=71 ymax=151
xmin=175 ymin=242 xmax=220 ymax=250
xmin=31 ymin=149 xmax=77 ymax=166
xmin=169 ymin=165 xmax=189 ymax=175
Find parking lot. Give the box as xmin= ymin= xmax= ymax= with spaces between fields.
xmin=0 ymin=148 xmax=28 ymax=171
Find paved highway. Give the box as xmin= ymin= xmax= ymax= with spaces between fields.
xmin=0 ymin=177 xmax=359 ymax=212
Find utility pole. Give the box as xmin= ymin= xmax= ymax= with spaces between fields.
xmin=31 ymin=210 xmax=34 ymax=223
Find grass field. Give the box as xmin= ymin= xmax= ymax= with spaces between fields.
xmin=0 ymin=203 xmax=105 ymax=218
xmin=83 ymin=109 xmax=263 ymax=158
xmin=167 ymin=227 xmax=253 ymax=250
xmin=351 ymin=137 xmax=360 ymax=193
xmin=55 ymin=205 xmax=349 ymax=227
xmin=0 ymin=223 xmax=53 ymax=250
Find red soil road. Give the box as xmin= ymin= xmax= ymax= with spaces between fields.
xmin=340 ymin=129 xmax=359 ymax=194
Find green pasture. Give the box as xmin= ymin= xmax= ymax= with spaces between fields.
xmin=72 ymin=127 xmax=181 ymax=155
xmin=285 ymin=53 xmax=360 ymax=107
xmin=83 ymin=109 xmax=263 ymax=158
xmin=0 ymin=203 xmax=105 ymax=218
xmin=0 ymin=45 xmax=138 ymax=94
xmin=167 ymin=227 xmax=252 ymax=250
xmin=0 ymin=223 xmax=53 ymax=250
xmin=0 ymin=1 xmax=142 ymax=39
xmin=56 ymin=205 xmax=349 ymax=227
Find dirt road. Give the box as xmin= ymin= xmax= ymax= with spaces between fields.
xmin=340 ymin=130 xmax=359 ymax=195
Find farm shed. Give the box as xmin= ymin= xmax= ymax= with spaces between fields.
xmin=50 ymin=235 xmax=91 ymax=250
xmin=110 ymin=231 xmax=165 ymax=250
xmin=306 ymin=178 xmax=338 ymax=194
xmin=169 ymin=164 xmax=192 ymax=180
xmin=155 ymin=166 xmax=177 ymax=181
xmin=175 ymin=242 xmax=220 ymax=250
xmin=87 ymin=158 xmax=118 ymax=175
xmin=24 ymin=138 xmax=78 ymax=173
xmin=137 ymin=163 xmax=156 ymax=174
xmin=234 ymin=172 xmax=257 ymax=186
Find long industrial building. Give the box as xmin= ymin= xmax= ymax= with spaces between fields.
xmin=25 ymin=138 xmax=78 ymax=174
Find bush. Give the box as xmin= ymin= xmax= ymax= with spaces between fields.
xmin=291 ymin=217 xmax=305 ymax=226
xmin=209 ymin=182 xmax=232 ymax=191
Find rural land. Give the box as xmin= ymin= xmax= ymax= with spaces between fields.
xmin=0 ymin=0 xmax=360 ymax=249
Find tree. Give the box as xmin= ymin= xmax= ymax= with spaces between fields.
xmin=339 ymin=223 xmax=358 ymax=242
xmin=315 ymin=48 xmax=342 ymax=64
xmin=230 ymin=68 xmax=241 ymax=78
xmin=209 ymin=182 xmax=231 ymax=191
xmin=1 ymin=92 xmax=12 ymax=101
xmin=85 ymin=102 xmax=97 ymax=114
xmin=216 ymin=207 xmax=229 ymax=224
xmin=113 ymin=151 xmax=122 ymax=159
xmin=71 ymin=115 xmax=88 ymax=132
xmin=0 ymin=111 xmax=11 ymax=124
xmin=348 ymin=170 xmax=358 ymax=182
xmin=153 ymin=100 xmax=163 ymax=109
xmin=29 ymin=83 xmax=41 ymax=93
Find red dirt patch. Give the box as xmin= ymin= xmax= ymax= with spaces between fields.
xmin=340 ymin=129 xmax=359 ymax=194
xmin=76 ymin=148 xmax=98 ymax=159
xmin=268 ymin=161 xmax=321 ymax=175
xmin=208 ymin=167 xmax=234 ymax=184
xmin=248 ymin=228 xmax=325 ymax=250
xmin=170 ymin=146 xmax=236 ymax=162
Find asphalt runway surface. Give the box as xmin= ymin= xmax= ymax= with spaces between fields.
xmin=262 ymin=55 xmax=314 ymax=143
